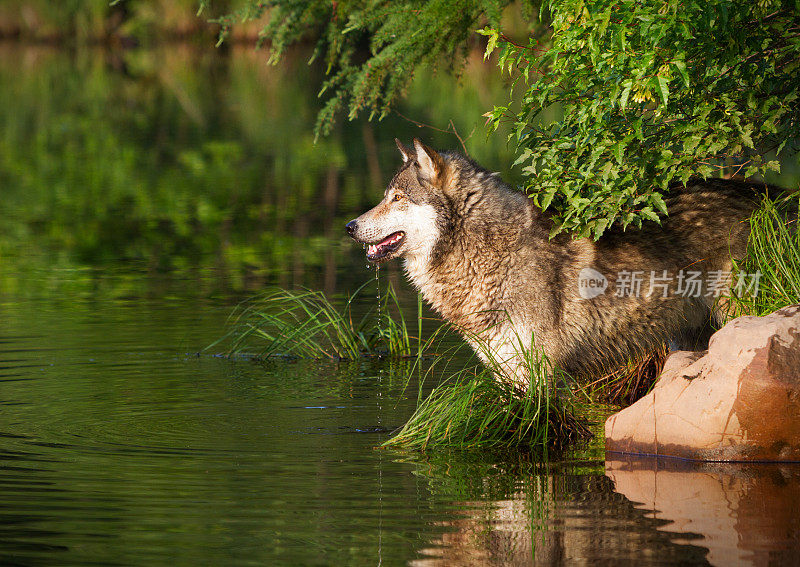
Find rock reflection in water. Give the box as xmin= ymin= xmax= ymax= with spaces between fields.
xmin=410 ymin=464 xmax=711 ymax=566
xmin=607 ymin=456 xmax=800 ymax=566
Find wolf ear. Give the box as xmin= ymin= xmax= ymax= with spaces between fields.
xmin=395 ymin=138 xmax=414 ymax=163
xmin=413 ymin=138 xmax=443 ymax=180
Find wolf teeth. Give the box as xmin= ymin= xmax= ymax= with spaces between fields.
xmin=367 ymin=233 xmax=403 ymax=257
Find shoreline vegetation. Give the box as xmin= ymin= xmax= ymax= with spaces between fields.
xmin=0 ymin=36 xmax=524 ymax=298
xmin=212 ymin=280 xmax=594 ymax=449
xmin=216 ymin=191 xmax=800 ymax=450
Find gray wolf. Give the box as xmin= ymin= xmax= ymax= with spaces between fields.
xmin=346 ymin=138 xmax=769 ymax=384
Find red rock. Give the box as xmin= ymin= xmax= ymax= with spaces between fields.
xmin=605 ymin=304 xmax=800 ymax=461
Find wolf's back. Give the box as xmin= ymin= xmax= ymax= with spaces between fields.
xmin=554 ymin=177 xmax=782 ymax=375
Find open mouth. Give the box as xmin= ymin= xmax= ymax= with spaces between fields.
xmin=366 ymin=231 xmax=406 ymax=262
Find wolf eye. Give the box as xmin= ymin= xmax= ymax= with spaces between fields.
xmin=392 ymin=193 xmax=404 ymax=202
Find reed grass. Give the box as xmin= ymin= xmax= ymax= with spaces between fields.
xmin=211 ymin=281 xmax=431 ymax=359
xmin=385 ymin=330 xmax=591 ymax=450
xmin=729 ymin=189 xmax=800 ymax=318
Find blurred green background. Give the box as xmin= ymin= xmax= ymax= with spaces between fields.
xmin=0 ymin=1 xmax=525 ymax=301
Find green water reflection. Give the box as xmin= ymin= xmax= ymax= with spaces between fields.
xmin=0 ymin=44 xmax=520 ymax=298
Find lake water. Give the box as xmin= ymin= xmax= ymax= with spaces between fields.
xmin=1 ymin=45 xmax=799 ymax=566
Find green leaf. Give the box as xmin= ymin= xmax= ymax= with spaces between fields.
xmin=479 ymin=27 xmax=499 ymax=60
xmin=540 ymin=189 xmax=557 ymax=211
xmin=593 ymin=218 xmax=609 ymax=237
xmin=651 ymin=194 xmax=668 ymax=215
xmin=619 ymin=83 xmax=632 ymax=110
xmin=612 ymin=140 xmax=626 ymax=165
xmin=656 ymin=75 xmax=670 ymax=106
xmin=673 ymin=59 xmax=689 ymax=87
xmin=641 ymin=207 xmax=660 ymax=223
xmin=740 ymin=127 xmax=754 ymax=148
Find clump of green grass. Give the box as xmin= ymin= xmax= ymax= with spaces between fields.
xmin=385 ymin=332 xmax=590 ymax=450
xmin=211 ymin=281 xmax=429 ymax=359
xmin=729 ymin=189 xmax=800 ymax=318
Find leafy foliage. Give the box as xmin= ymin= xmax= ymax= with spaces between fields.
xmin=199 ymin=0 xmax=525 ymax=135
xmin=483 ymin=0 xmax=800 ymax=237
xmin=207 ymin=0 xmax=800 ymax=237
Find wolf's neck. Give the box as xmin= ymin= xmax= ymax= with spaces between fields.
xmin=403 ymin=221 xmax=525 ymax=334
xmin=407 ymin=254 xmax=508 ymax=335
xmin=403 ymin=254 xmax=434 ymax=292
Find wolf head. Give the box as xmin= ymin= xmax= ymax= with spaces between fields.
xmin=345 ymin=138 xmax=447 ymax=266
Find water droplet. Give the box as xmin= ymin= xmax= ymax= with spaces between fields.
xmin=375 ymin=265 xmax=382 ymax=328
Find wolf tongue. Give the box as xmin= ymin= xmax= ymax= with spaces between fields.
xmin=378 ymin=233 xmax=398 ymax=246
xmin=367 ymin=233 xmax=403 ymax=257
